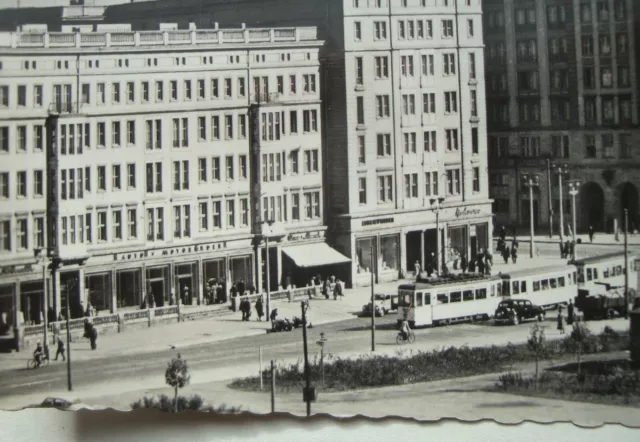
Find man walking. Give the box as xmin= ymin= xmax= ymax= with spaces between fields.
xmin=589 ymin=225 xmax=594 ymax=243
xmin=54 ymin=335 xmax=65 ymax=361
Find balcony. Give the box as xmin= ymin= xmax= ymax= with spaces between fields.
xmin=251 ymin=93 xmax=283 ymax=105
xmin=0 ymin=26 xmax=318 ymax=49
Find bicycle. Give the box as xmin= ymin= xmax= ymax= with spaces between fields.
xmin=27 ymin=353 xmax=50 ymax=369
xmin=396 ymin=331 xmax=416 ymax=345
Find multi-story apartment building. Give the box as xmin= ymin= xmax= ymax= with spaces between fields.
xmin=484 ymin=0 xmax=640 ymax=235
xmin=0 ymin=0 xmax=494 ymax=292
xmin=0 ymin=23 xmax=331 ymax=335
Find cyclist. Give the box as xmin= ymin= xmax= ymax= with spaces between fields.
xmin=400 ymin=320 xmax=411 ymax=342
xmin=33 ymin=341 xmax=44 ymax=368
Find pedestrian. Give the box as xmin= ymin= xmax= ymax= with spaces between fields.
xmin=589 ymin=225 xmax=594 ymax=243
xmin=255 ymin=296 xmax=264 ymax=321
xmin=414 ymin=261 xmax=421 ymax=279
xmin=485 ymin=248 xmax=493 ymax=266
xmin=477 ymin=256 xmax=485 ymax=275
xmin=88 ymin=324 xmax=98 ymax=350
xmin=569 ymin=240 xmax=575 ymax=260
xmin=333 ymin=279 xmax=344 ymax=300
xmin=270 ymin=308 xmax=278 ymax=329
xmin=511 ymin=245 xmax=518 ymax=264
xmin=502 ymin=245 xmax=510 ymax=264
xmin=54 ymin=335 xmax=65 ymax=361
xmin=468 ymin=259 xmax=476 ymax=273
xmin=499 ymin=226 xmax=506 ymax=242
xmin=559 ymin=240 xmax=565 ymax=259
xmin=512 ymin=237 xmax=518 ymax=250
xmin=240 ymin=297 xmax=247 ymax=321
xmin=236 ymin=279 xmax=246 ymax=297
xmin=557 ymin=305 xmax=565 ymax=334
xmin=323 ymin=278 xmax=331 ymax=299
xmin=564 ymin=241 xmax=570 ymax=259
xmin=567 ymin=299 xmax=575 ymax=325
xmin=460 ymin=254 xmax=468 ymax=273
xmin=485 ymin=259 xmax=492 ymax=276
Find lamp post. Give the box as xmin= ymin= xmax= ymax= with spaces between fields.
xmin=521 ymin=174 xmax=540 ymax=258
xmin=430 ymin=197 xmax=446 ymax=275
xmin=33 ymin=247 xmax=52 ymax=360
xmin=567 ymin=180 xmax=581 ymax=244
xmin=262 ymin=219 xmax=274 ymax=318
xmin=545 ymin=159 xmax=554 ymax=239
xmin=551 ymin=163 xmax=569 ymax=241
xmin=624 ymin=208 xmax=629 ymax=319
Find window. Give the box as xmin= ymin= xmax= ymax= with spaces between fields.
xmin=225 ymin=156 xmax=235 ymax=181
xmin=444 ymin=91 xmax=457 ymax=113
xmin=354 ymin=22 xmax=362 ymax=41
xmin=238 ymin=77 xmax=246 ymax=97
xmin=400 ymin=55 xmax=414 ymax=77
xmin=0 ymin=173 xmax=8 ymax=198
xmin=358 ymin=177 xmax=367 ymax=204
xmin=599 ymin=35 xmax=611 ymax=55
xmin=303 ymin=74 xmax=316 ymax=93
xmin=376 ymin=95 xmax=390 ymax=118
xmin=620 ymin=134 xmax=632 ymax=159
xmin=358 ymin=135 xmax=366 ymax=164
xmin=602 ymin=133 xmax=614 ymax=158
xmin=173 ymin=205 xmax=191 ymax=239
xmin=32 ymin=170 xmax=43 ymax=196
xmin=127 ymin=208 xmax=137 ymax=239
xmin=601 ymin=67 xmax=613 ymax=88
xmin=146 ymin=207 xmax=165 ymax=241
xmin=199 ymin=202 xmax=209 ymax=231
xmin=17 ymin=85 xmax=26 ymax=106
xmin=291 ymin=194 xmax=300 ymax=221
xmin=374 ymin=21 xmax=387 ymax=40
xmin=172 ymin=118 xmax=189 ymax=147
xmin=581 ymin=35 xmax=593 ymax=56
xmin=211 ymin=78 xmax=219 ymax=99
xmin=421 ymin=54 xmax=434 ymax=76
xmin=0 ymin=220 xmax=9 ymax=251
xmin=34 ymin=85 xmax=42 ymax=106
xmin=0 ymin=127 xmax=8 ymax=152
xmin=377 ymin=133 xmax=391 ymax=156
xmin=17 ymin=218 xmax=27 ymax=250
xmin=423 ymin=130 xmax=436 ymax=152
xmin=184 ymin=80 xmax=192 ymax=100
xmin=425 ymin=171 xmax=438 ymax=196
xmin=97 ymin=211 xmax=107 ymax=242
xmin=472 ymin=167 xmax=480 ymax=192
xmin=377 ymin=175 xmax=393 ymax=203
xmin=112 ymin=82 xmax=121 ymax=103
xmin=404 ymin=173 xmax=418 ymax=198
xmin=467 ymin=19 xmax=474 ymax=37
xmin=422 ymin=93 xmax=435 ymax=114
xmin=112 ymin=165 xmax=121 ymax=190
xmin=402 ymin=94 xmax=416 ymax=115
xmin=33 ymin=216 xmax=44 ymax=248
xmin=237 ymin=114 xmax=247 ymax=139
xmin=355 ymin=57 xmax=363 ymax=86
xmin=445 ymin=129 xmax=458 ymax=151
xmin=127 ymin=163 xmax=136 ymax=189
xmin=442 ymin=20 xmax=454 ymax=38
xmin=226 ymin=199 xmax=236 ymax=228
xmin=469 ymin=53 xmax=476 ymax=79
xmin=584 ymin=135 xmax=596 ymax=158
xmin=519 ymin=136 xmax=541 ymax=156
xmin=224 ymin=78 xmax=232 ymax=99
xmin=155 ymin=81 xmax=164 ymax=101
xmin=551 ymin=135 xmax=570 ymax=159
xmin=303 ymin=149 xmax=319 ymax=174
xmin=302 ymin=109 xmax=318 ymax=132
xmin=239 ymin=155 xmax=248 ymax=179
xmin=170 ymin=80 xmax=178 ymax=100
xmin=403 ymin=132 xmax=417 ymax=154
xmin=16 ymin=171 xmax=27 ymax=197
xmin=17 ymin=126 xmax=27 ymax=151
xmin=619 ymin=66 xmax=630 ymax=87
xmin=398 ymin=20 xmax=406 ymax=39
xmin=470 ymin=91 xmax=478 ymax=117
xmin=443 ymin=53 xmax=456 ymax=75
xmin=375 ymin=56 xmax=389 ymax=79
xmin=172 ymin=160 xmax=190 ymax=190
xmin=446 ymin=169 xmax=461 ymax=196
xmin=211 ymin=157 xmax=221 ymax=181
xmin=141 ymin=81 xmax=149 ymax=102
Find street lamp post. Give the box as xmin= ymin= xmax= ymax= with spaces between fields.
xmin=551 ymin=163 xmax=569 ymax=241
xmin=545 ymin=159 xmax=554 ymax=239
xmin=430 ymin=197 xmax=445 ymax=275
xmin=262 ymin=219 xmax=274 ymax=318
xmin=567 ymin=180 xmax=581 ymax=258
xmin=624 ymin=208 xmax=629 ymax=319
xmin=521 ymin=174 xmax=540 ymax=259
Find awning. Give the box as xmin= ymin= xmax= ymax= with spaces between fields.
xmin=282 ymin=243 xmax=351 ymax=268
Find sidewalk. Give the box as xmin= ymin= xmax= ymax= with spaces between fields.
xmin=503 ymin=232 xmax=640 ymax=247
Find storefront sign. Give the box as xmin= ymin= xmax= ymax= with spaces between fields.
xmin=0 ymin=264 xmax=34 ymax=275
xmin=455 ymin=207 xmax=482 ymax=219
xmin=362 ymin=217 xmax=395 ymax=227
xmin=113 ymin=242 xmax=228 ymax=262
xmin=287 ymin=230 xmax=325 ymax=242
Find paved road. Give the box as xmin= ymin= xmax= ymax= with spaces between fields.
xmin=0 ymin=307 xmax=630 ymax=410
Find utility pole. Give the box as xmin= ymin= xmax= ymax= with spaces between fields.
xmin=259 ymin=345 xmax=263 ymax=391
xmin=316 ymin=332 xmax=327 ymax=386
xmin=270 ymin=359 xmax=276 ymax=413
xmin=624 ymin=208 xmax=629 ymax=319
xmin=370 ymin=267 xmax=375 ymax=352
xmin=65 ymin=277 xmax=76 ymax=392
xmin=301 ymin=300 xmax=312 ymax=416
xmin=546 ymin=159 xmax=553 ymax=238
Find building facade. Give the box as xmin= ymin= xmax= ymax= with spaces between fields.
xmin=0 ymin=23 xmax=333 ymax=336
xmin=484 ymin=0 xmax=640 ymax=235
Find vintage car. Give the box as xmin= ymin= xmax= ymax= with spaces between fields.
xmin=494 ymin=299 xmax=545 ymax=325
xmin=361 ymin=301 xmax=387 ymax=318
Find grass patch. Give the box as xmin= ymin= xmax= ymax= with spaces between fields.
xmin=228 ymin=327 xmax=629 ymax=393
xmin=495 ymin=361 xmax=640 ymax=407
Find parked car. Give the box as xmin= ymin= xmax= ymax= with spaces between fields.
xmin=375 ymin=293 xmax=399 ymax=311
xmin=361 ymin=301 xmax=387 ymax=317
xmin=494 ymin=299 xmax=545 ymax=325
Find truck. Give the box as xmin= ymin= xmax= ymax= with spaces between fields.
xmin=574 ymin=282 xmax=628 ymax=320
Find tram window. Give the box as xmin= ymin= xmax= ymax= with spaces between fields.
xmin=541 ymin=279 xmax=549 ymax=290
xmin=437 ymin=293 xmax=449 ymax=304
xmin=512 ymin=281 xmax=519 ymax=295
xmin=577 ymin=269 xmax=585 ymax=283
xmin=550 ymin=278 xmax=557 ymax=289
xmin=520 ymin=281 xmax=527 ymax=293
xmin=502 ymin=281 xmax=510 ymax=296
xmin=450 ymin=291 xmax=462 ymax=303
xmin=533 ymin=281 xmax=540 ymax=292
xmin=424 ymin=293 xmax=431 ymax=305
xmin=593 ymin=268 xmax=599 ymax=279
xmin=476 ymin=288 xmax=487 ymax=299
xmin=416 ymin=293 xmax=423 ymax=307
xmin=399 ymin=294 xmax=412 ymax=307
xmin=573 ymin=272 xmax=577 ymax=283
xmin=586 ymin=268 xmax=593 ymax=281
xmin=463 ymin=290 xmax=474 ymax=301
xmin=491 ymin=285 xmax=496 ymax=297
xmin=558 ymin=276 xmax=565 ymax=287
xmin=603 ymin=269 xmax=610 ymax=278
xmin=616 ymin=265 xmax=623 ymax=275
xmin=496 ymin=283 xmax=502 ymax=297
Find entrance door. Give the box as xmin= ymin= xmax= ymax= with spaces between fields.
xmin=406 ymin=231 xmax=423 ymax=273
xmin=470 ymin=236 xmax=478 ymax=260
xmin=149 ymin=280 xmax=165 ymax=307
xmin=176 ymin=276 xmax=193 ymax=305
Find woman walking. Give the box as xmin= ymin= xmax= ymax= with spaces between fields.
xmin=557 ymin=305 xmax=565 ymax=334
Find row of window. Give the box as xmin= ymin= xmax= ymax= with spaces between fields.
xmin=355 ymin=53 xmax=476 ymax=84
xmin=357 ymin=167 xmax=481 ymax=205
xmin=487 ymin=133 xmax=633 ymax=160
xmin=0 ymin=216 xmax=45 ymax=252
xmin=0 ymin=73 xmax=318 ymax=109
xmin=354 ymin=18 xmax=455 ymax=42
xmin=352 ymin=0 xmax=475 ymax=8
xmin=0 ymin=170 xmax=43 ymax=199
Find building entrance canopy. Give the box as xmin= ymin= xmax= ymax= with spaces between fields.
xmin=282 ymin=243 xmax=351 ymax=268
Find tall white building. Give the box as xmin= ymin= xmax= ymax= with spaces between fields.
xmin=0 ymin=23 xmax=333 ymax=341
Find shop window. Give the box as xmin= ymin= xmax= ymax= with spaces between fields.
xmin=356 ymin=237 xmax=375 ymax=274
xmin=380 ymin=234 xmax=399 ymax=274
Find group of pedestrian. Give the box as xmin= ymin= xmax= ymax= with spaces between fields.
xmin=556 ymin=299 xmax=576 ymax=334
xmin=559 ymin=239 xmax=576 ymax=259
xmin=238 ymin=295 xmax=265 ymax=322
xmin=318 ymin=275 xmax=344 ymax=300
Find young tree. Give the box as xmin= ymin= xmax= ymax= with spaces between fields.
xmin=526 ymin=323 xmax=548 ymax=390
xmin=569 ymin=321 xmax=592 ymax=382
xmin=165 ymin=353 xmax=191 ymax=412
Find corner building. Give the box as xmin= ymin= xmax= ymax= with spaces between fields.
xmin=0 ymin=23 xmax=326 ymax=330
xmin=484 ymin=0 xmax=640 ymax=234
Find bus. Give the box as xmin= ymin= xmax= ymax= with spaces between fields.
xmin=397 ymin=274 xmax=503 ymax=327
xmin=497 ymin=264 xmax=579 ymax=310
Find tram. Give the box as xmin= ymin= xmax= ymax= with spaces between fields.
xmin=572 ymin=252 xmax=638 ymax=294
xmin=396 ymin=274 xmax=503 ymax=327
xmin=497 ymin=264 xmax=579 ymax=309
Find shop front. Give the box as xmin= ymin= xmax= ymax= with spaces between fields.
xmin=0 ymin=283 xmax=15 ymax=337
xmin=281 ymin=241 xmax=351 ymax=288
xmin=146 ymin=266 xmax=169 ymax=307
xmin=20 ymin=281 xmax=44 ymax=326
xmin=86 ymin=272 xmax=111 ymax=313
xmin=116 ymin=269 xmax=142 ymax=309
xmin=447 ymin=225 xmax=468 ymax=265
xmin=175 ymin=262 xmax=198 ymax=306
xmin=353 ymin=233 xmax=401 ymax=286
xmin=203 ymin=258 xmax=226 ymax=304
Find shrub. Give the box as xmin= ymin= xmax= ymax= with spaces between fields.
xmin=130 ymin=394 xmax=243 ymax=413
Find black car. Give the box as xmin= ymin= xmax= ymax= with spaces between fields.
xmin=494 ymin=299 xmax=545 ymax=325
